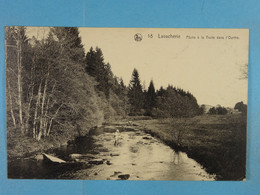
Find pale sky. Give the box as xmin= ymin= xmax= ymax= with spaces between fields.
xmin=26 ymin=27 xmax=249 ymax=107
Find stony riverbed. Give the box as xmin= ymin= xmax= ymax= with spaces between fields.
xmin=8 ymin=125 xmax=215 ymax=180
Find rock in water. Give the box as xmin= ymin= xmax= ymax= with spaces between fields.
xmin=118 ymin=174 xmax=130 ymax=180
xmin=110 ymin=153 xmax=120 ymax=157
xmin=35 ymin=154 xmax=43 ymax=161
xmin=88 ymin=159 xmax=104 ymax=165
xmin=98 ymin=147 xmax=109 ymax=152
xmin=69 ymin=154 xmax=83 ymax=159
xmin=110 ymin=171 xmax=122 ymax=177
xmin=85 ymin=154 xmax=96 ymax=159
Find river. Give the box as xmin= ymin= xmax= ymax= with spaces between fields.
xmin=8 ymin=125 xmax=215 ymax=180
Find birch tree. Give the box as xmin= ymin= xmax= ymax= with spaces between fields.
xmin=5 ymin=27 xmax=28 ymax=134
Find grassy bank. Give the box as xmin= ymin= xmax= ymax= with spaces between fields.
xmin=7 ymin=129 xmax=84 ymax=159
xmin=133 ymin=114 xmax=247 ymax=180
xmin=7 ymin=114 xmax=246 ymax=180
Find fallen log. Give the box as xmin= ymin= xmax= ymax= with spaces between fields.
xmin=42 ymin=153 xmax=66 ymax=164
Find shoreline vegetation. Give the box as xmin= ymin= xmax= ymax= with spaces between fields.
xmin=6 ymin=27 xmax=247 ymax=181
xmin=133 ymin=114 xmax=247 ymax=180
xmin=8 ymin=114 xmax=246 ymax=180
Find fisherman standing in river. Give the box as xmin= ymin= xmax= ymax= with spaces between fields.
xmin=114 ymin=129 xmax=120 ymax=146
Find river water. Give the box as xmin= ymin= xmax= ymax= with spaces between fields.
xmin=8 ymin=126 xmax=215 ymax=180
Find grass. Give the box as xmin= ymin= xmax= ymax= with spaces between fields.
xmin=7 ymin=129 xmax=79 ymax=160
xmin=133 ymin=114 xmax=247 ymax=180
xmin=7 ymin=113 xmax=246 ymax=180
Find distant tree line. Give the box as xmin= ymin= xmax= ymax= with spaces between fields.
xmin=204 ymin=101 xmax=247 ymax=115
xmin=127 ymin=68 xmax=203 ymax=117
xmin=208 ymin=106 xmax=228 ymax=115
xmin=5 ymin=26 xmax=202 ymax=141
xmin=85 ymin=48 xmax=202 ymax=118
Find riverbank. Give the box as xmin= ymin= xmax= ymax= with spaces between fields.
xmin=7 ymin=130 xmax=82 ymax=159
xmin=7 ymin=114 xmax=246 ymax=180
xmin=132 ymin=114 xmax=247 ymax=180
xmin=8 ymin=124 xmax=215 ymax=180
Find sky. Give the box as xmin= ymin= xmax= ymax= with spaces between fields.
xmin=26 ymin=27 xmax=249 ymax=107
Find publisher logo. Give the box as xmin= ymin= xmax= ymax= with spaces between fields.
xmin=134 ymin=33 xmax=142 ymax=42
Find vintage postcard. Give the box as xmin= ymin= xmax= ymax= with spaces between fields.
xmin=5 ymin=27 xmax=248 ymax=180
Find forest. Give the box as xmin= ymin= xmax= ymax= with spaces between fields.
xmin=5 ymin=27 xmax=203 ymax=146
xmin=5 ymin=27 xmax=248 ymax=181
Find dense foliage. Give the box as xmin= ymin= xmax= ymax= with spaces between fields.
xmin=208 ymin=106 xmax=228 ymax=115
xmin=6 ymin=27 xmax=103 ymax=141
xmin=234 ymin=101 xmax=247 ymax=115
xmin=6 ymin=26 xmax=202 ymax=142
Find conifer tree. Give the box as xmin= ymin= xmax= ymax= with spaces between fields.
xmin=50 ymin=27 xmax=85 ymax=63
xmin=85 ymin=47 xmax=111 ymax=98
xmin=85 ymin=47 xmax=96 ymax=77
xmin=128 ymin=68 xmax=144 ymax=115
xmin=144 ymin=80 xmax=156 ymax=115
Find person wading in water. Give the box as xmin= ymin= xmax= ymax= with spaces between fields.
xmin=114 ymin=129 xmax=120 ymax=146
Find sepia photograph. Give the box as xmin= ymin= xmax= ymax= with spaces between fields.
xmin=5 ymin=27 xmax=248 ymax=180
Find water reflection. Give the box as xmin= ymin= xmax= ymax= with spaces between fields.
xmin=8 ymin=126 xmax=215 ymax=180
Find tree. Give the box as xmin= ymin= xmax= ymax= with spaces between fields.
xmin=144 ymin=80 xmax=156 ymax=115
xmin=5 ymin=26 xmax=29 ymax=134
xmin=128 ymin=68 xmax=144 ymax=115
xmin=6 ymin=27 xmax=104 ymax=141
xmin=154 ymin=85 xmax=200 ymax=118
xmin=43 ymin=27 xmax=104 ymax=137
xmin=85 ymin=47 xmax=96 ymax=77
xmin=119 ymin=78 xmax=129 ymax=117
xmin=50 ymin=27 xmax=85 ymax=63
xmin=85 ymin=47 xmax=131 ymax=118
xmin=208 ymin=107 xmax=217 ymax=115
xmin=209 ymin=106 xmax=228 ymax=115
xmin=234 ymin=101 xmax=247 ymax=114
xmin=5 ymin=27 xmax=18 ymax=129
xmin=199 ymin=104 xmax=206 ymax=114
xmin=216 ymin=106 xmax=228 ymax=115
xmin=85 ymin=47 xmax=112 ymax=98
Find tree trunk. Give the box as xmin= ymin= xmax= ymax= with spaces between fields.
xmin=6 ymin=77 xmax=17 ymax=128
xmin=33 ymin=82 xmax=42 ymax=139
xmin=5 ymin=39 xmax=17 ymax=129
xmin=40 ymin=74 xmax=48 ymax=137
xmin=24 ymin=86 xmax=34 ymax=134
xmin=25 ymin=55 xmax=37 ymax=134
xmin=36 ymin=130 xmax=42 ymax=141
xmin=17 ymin=38 xmax=24 ymax=134
xmin=47 ymin=104 xmax=63 ymax=136
xmin=44 ymin=82 xmax=56 ymax=137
